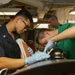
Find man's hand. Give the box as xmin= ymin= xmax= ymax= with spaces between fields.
xmin=44 ymin=40 xmax=55 ymax=53
xmin=26 ymin=52 xmax=50 ymax=65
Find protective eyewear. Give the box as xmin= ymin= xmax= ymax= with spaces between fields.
xmin=20 ymin=18 xmax=30 ymax=30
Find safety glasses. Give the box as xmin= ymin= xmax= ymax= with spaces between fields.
xmin=20 ymin=18 xmax=30 ymax=30
xmin=0 ymin=68 xmax=8 ymax=75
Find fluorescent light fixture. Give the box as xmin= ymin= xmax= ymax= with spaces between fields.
xmin=0 ymin=8 xmax=21 ymax=15
xmin=68 ymin=20 xmax=75 ymax=23
xmin=33 ymin=18 xmax=38 ymax=22
xmin=36 ymin=23 xmax=49 ymax=28
xmin=68 ymin=19 xmax=75 ymax=23
xmin=0 ymin=12 xmax=3 ymax=15
xmin=0 ymin=12 xmax=17 ymax=15
xmin=69 ymin=7 xmax=75 ymax=15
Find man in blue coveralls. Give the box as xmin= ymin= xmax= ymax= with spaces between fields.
xmin=0 ymin=9 xmax=50 ymax=74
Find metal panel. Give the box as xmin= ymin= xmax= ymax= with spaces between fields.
xmin=48 ymin=0 xmax=75 ymax=3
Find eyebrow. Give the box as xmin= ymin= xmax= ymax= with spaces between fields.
xmin=20 ymin=18 xmax=30 ymax=29
xmin=20 ymin=18 xmax=26 ymax=26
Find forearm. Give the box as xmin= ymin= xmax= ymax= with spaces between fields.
xmin=51 ymin=26 xmax=75 ymax=42
xmin=0 ymin=57 xmax=25 ymax=70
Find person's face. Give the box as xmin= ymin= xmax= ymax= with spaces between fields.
xmin=39 ymin=33 xmax=50 ymax=46
xmin=48 ymin=18 xmax=57 ymax=28
xmin=15 ymin=17 xmax=31 ymax=34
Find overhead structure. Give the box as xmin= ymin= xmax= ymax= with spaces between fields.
xmin=15 ymin=0 xmax=43 ymax=9
xmin=48 ymin=0 xmax=75 ymax=3
xmin=0 ymin=0 xmax=11 ymax=5
xmin=15 ymin=0 xmax=49 ymax=19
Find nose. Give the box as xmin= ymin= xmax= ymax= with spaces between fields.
xmin=22 ymin=29 xmax=27 ymax=32
xmin=24 ymin=29 xmax=27 ymax=31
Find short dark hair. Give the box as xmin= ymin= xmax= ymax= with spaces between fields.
xmin=35 ymin=29 xmax=50 ymax=44
xmin=49 ymin=15 xmax=58 ymax=20
xmin=14 ymin=9 xmax=33 ymax=28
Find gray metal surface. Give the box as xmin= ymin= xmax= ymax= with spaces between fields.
xmin=11 ymin=59 xmax=75 ymax=75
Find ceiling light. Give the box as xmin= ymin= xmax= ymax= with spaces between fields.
xmin=33 ymin=18 xmax=38 ymax=23
xmin=69 ymin=7 xmax=75 ymax=15
xmin=35 ymin=23 xmax=49 ymax=28
xmin=0 ymin=12 xmax=17 ymax=15
xmin=0 ymin=8 xmax=21 ymax=15
xmin=67 ymin=19 xmax=75 ymax=23
xmin=0 ymin=12 xmax=3 ymax=15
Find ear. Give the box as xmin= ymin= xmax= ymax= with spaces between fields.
xmin=15 ymin=16 xmax=20 ymax=23
xmin=44 ymin=31 xmax=49 ymax=35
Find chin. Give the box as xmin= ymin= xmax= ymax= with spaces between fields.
xmin=16 ymin=30 xmax=20 ymax=34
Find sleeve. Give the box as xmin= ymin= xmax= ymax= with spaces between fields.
xmin=16 ymin=38 xmax=31 ymax=58
xmin=58 ymin=23 xmax=75 ymax=34
xmin=0 ymin=41 xmax=5 ymax=57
